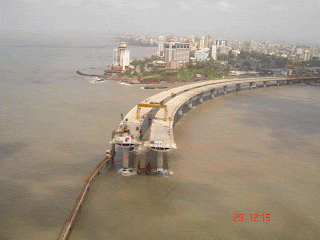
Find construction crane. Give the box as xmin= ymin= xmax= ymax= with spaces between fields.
xmin=136 ymin=103 xmax=168 ymax=121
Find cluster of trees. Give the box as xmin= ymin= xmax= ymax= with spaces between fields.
xmin=235 ymin=51 xmax=294 ymax=69
xmin=183 ymin=59 xmax=230 ymax=79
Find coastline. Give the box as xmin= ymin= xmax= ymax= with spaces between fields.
xmin=76 ymin=68 xmax=202 ymax=89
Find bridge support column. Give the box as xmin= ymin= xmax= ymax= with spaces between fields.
xmin=199 ymin=93 xmax=203 ymax=103
xmin=236 ymin=84 xmax=241 ymax=92
xmin=223 ymin=86 xmax=227 ymax=95
xmin=157 ymin=152 xmax=163 ymax=173
xmin=277 ymin=81 xmax=280 ymax=86
xmin=111 ymin=132 xmax=116 ymax=160
xmin=210 ymin=89 xmax=215 ymax=99
xmin=289 ymin=80 xmax=292 ymax=85
xmin=188 ymin=99 xmax=192 ymax=108
xmin=122 ymin=146 xmax=130 ymax=169
xmin=111 ymin=144 xmax=116 ymax=158
xmin=249 ymin=82 xmax=255 ymax=89
xmin=263 ymin=81 xmax=267 ymax=88
xmin=178 ymin=107 xmax=183 ymax=116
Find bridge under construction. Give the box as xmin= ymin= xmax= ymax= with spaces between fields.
xmin=110 ymin=76 xmax=319 ymax=174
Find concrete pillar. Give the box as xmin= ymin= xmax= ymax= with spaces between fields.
xmin=223 ymin=86 xmax=227 ymax=95
xmin=250 ymin=82 xmax=253 ymax=89
xmin=122 ymin=146 xmax=130 ymax=169
xmin=277 ymin=81 xmax=280 ymax=86
xmin=236 ymin=84 xmax=241 ymax=91
xmin=289 ymin=80 xmax=292 ymax=85
xmin=111 ymin=144 xmax=116 ymax=158
xmin=178 ymin=107 xmax=183 ymax=116
xmin=199 ymin=93 xmax=203 ymax=103
xmin=263 ymin=81 xmax=267 ymax=88
xmin=111 ymin=131 xmax=116 ymax=158
xmin=210 ymin=89 xmax=215 ymax=99
xmin=188 ymin=99 xmax=192 ymax=108
xmin=157 ymin=151 xmax=163 ymax=173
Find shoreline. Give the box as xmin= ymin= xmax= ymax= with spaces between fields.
xmin=76 ymin=68 xmax=202 ymax=89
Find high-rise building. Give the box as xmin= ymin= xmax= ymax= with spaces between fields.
xmin=158 ymin=36 xmax=165 ymax=57
xmin=199 ymin=36 xmax=205 ymax=49
xmin=204 ymin=35 xmax=212 ymax=48
xmin=113 ymin=42 xmax=130 ymax=71
xmin=303 ymin=50 xmax=311 ymax=61
xmin=243 ymin=41 xmax=252 ymax=53
xmin=164 ymin=42 xmax=190 ymax=63
xmin=215 ymin=40 xmax=227 ymax=47
xmin=211 ymin=44 xmax=217 ymax=60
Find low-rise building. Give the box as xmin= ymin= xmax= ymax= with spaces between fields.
xmin=194 ymin=50 xmax=209 ymax=60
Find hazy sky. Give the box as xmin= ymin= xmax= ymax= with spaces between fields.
xmin=1 ymin=0 xmax=320 ymax=43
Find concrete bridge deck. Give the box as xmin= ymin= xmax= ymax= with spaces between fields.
xmin=148 ymin=77 xmax=292 ymax=151
xmin=110 ymin=78 xmax=269 ymax=147
xmin=111 ymin=76 xmax=318 ymax=172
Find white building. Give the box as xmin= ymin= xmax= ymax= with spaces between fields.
xmin=158 ymin=36 xmax=165 ymax=57
xmin=216 ymin=40 xmax=227 ymax=46
xmin=199 ymin=36 xmax=205 ymax=50
xmin=211 ymin=44 xmax=217 ymax=60
xmin=195 ymin=50 xmax=209 ymax=60
xmin=113 ymin=42 xmax=130 ymax=71
xmin=164 ymin=42 xmax=190 ymax=63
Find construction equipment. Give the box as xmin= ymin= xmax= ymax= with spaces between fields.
xmin=123 ymin=118 xmax=130 ymax=132
xmin=136 ymin=103 xmax=168 ymax=121
xmin=137 ymin=160 xmax=152 ymax=175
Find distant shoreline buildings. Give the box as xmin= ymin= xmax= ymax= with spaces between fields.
xmin=112 ymin=42 xmax=130 ymax=71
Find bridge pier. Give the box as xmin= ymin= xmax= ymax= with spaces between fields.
xmin=263 ymin=81 xmax=267 ymax=88
xmin=289 ymin=80 xmax=292 ymax=85
xmin=199 ymin=93 xmax=203 ymax=103
xmin=249 ymin=82 xmax=255 ymax=89
xmin=122 ymin=145 xmax=130 ymax=169
xmin=178 ymin=107 xmax=183 ymax=116
xmin=277 ymin=81 xmax=280 ymax=86
xmin=223 ymin=86 xmax=227 ymax=95
xmin=157 ymin=152 xmax=163 ymax=173
xmin=111 ymin=132 xmax=116 ymax=161
xmin=188 ymin=99 xmax=192 ymax=108
xmin=210 ymin=89 xmax=215 ymax=99
xmin=236 ymin=84 xmax=241 ymax=92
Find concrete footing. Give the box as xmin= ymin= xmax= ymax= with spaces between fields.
xmin=249 ymin=82 xmax=255 ymax=89
xmin=236 ymin=84 xmax=241 ymax=91
xmin=263 ymin=81 xmax=267 ymax=88
xmin=178 ymin=107 xmax=183 ymax=116
xmin=188 ymin=99 xmax=192 ymax=108
xmin=157 ymin=152 xmax=163 ymax=173
xmin=277 ymin=81 xmax=280 ymax=86
xmin=223 ymin=86 xmax=227 ymax=95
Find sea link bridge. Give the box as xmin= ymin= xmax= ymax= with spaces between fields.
xmin=110 ymin=76 xmax=319 ymax=173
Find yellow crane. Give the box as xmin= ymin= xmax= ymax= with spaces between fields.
xmin=136 ymin=103 xmax=168 ymax=121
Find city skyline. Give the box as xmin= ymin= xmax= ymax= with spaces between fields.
xmin=1 ymin=0 xmax=320 ymax=45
